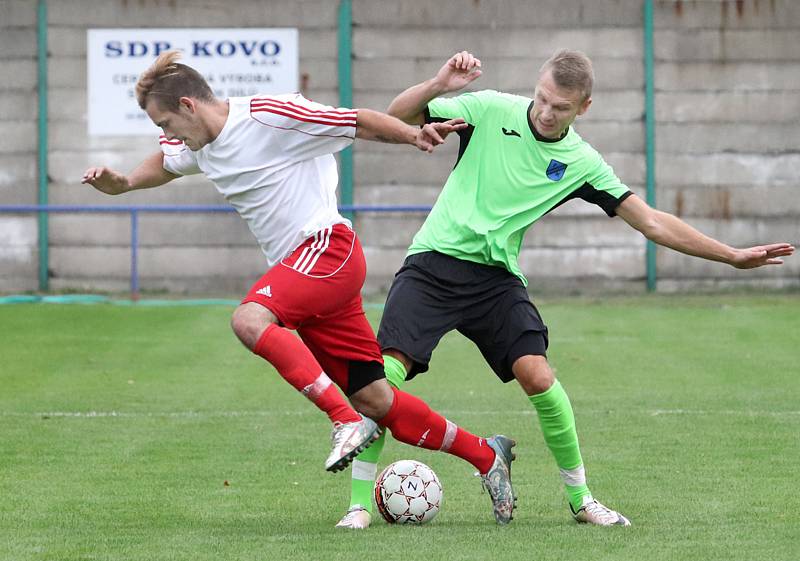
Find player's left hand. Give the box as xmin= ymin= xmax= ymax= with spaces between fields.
xmin=434 ymin=51 xmax=483 ymax=93
xmin=415 ymin=118 xmax=467 ymax=153
xmin=729 ymin=243 xmax=795 ymax=269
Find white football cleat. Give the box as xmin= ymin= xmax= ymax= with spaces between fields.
xmin=335 ymin=505 xmax=372 ymax=529
xmin=325 ymin=415 xmax=381 ymax=473
xmin=570 ymin=496 xmax=631 ymax=526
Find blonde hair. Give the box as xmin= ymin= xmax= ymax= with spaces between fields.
xmin=135 ymin=50 xmax=215 ymax=111
xmin=539 ymin=49 xmax=594 ymax=100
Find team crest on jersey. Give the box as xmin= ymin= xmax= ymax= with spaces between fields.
xmin=546 ymin=159 xmax=567 ymax=181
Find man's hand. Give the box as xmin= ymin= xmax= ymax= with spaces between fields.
xmin=729 ymin=243 xmax=795 ymax=269
xmin=387 ymin=51 xmax=481 ymax=124
xmin=414 ymin=118 xmax=467 ymax=153
xmin=81 ymin=153 xmax=177 ymax=194
xmin=433 ymin=51 xmax=482 ymax=94
xmin=81 ymin=167 xmax=131 ymax=195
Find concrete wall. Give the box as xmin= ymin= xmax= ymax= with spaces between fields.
xmin=1 ymin=0 xmax=798 ymax=296
xmin=0 ymin=0 xmax=39 ymax=291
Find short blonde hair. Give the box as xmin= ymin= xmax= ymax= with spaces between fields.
xmin=539 ymin=49 xmax=594 ymax=100
xmin=135 ymin=50 xmax=215 ymax=111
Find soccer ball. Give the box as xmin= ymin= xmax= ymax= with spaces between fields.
xmin=374 ymin=460 xmax=443 ymax=524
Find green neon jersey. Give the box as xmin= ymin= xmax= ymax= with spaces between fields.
xmin=409 ymin=90 xmax=632 ymax=285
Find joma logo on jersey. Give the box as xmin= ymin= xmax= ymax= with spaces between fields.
xmin=546 ymin=159 xmax=568 ymax=181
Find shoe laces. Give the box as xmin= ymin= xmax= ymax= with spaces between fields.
xmin=476 ymin=469 xmax=505 ymax=499
xmin=583 ymin=499 xmax=618 ymax=524
xmin=337 ymin=505 xmax=369 ymax=529
xmin=476 ymin=471 xmax=488 ymax=494
xmin=330 ymin=420 xmax=350 ymax=445
xmin=342 ymin=505 xmax=367 ymax=521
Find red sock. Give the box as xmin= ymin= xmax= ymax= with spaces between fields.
xmin=254 ymin=324 xmax=359 ymax=425
xmin=379 ymin=387 xmax=495 ymax=474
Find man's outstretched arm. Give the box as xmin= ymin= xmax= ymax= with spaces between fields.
xmin=81 ymin=151 xmax=178 ymax=195
xmin=387 ymin=51 xmax=482 ymax=124
xmin=355 ymin=108 xmax=466 ymax=153
xmin=616 ymin=194 xmax=795 ymax=269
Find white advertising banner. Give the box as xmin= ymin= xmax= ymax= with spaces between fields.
xmin=87 ymin=28 xmax=299 ymax=136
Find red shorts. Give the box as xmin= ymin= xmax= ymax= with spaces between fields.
xmin=242 ymin=224 xmax=383 ymax=391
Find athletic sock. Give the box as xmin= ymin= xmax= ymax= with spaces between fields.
xmin=349 ymin=355 xmax=407 ymax=512
xmin=253 ymin=323 xmax=359 ymax=425
xmin=529 ymin=379 xmax=592 ymax=510
xmin=379 ymin=386 xmax=495 ymax=474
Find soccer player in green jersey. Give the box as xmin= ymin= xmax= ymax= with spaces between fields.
xmin=335 ymin=50 xmax=795 ymax=529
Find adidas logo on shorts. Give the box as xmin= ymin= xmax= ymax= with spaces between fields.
xmin=256 ymin=285 xmax=272 ymax=298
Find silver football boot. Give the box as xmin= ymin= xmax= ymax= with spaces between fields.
xmin=325 ymin=415 xmax=381 ymax=473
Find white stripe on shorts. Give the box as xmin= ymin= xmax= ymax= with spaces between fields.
xmin=292 ymin=230 xmax=319 ymax=272
xmin=298 ymin=227 xmax=332 ymax=274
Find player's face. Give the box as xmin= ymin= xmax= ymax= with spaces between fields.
xmin=146 ymin=97 xmax=210 ymax=151
xmin=531 ymin=70 xmax=591 ymax=139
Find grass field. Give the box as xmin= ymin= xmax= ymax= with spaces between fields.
xmin=1 ymin=295 xmax=798 ymax=561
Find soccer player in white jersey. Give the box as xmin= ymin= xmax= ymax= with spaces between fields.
xmin=82 ymin=51 xmax=517 ymax=525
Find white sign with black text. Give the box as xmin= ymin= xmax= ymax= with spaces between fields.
xmin=87 ymin=28 xmax=299 ymax=136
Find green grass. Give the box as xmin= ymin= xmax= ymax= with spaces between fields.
xmin=1 ymin=295 xmax=798 ymax=561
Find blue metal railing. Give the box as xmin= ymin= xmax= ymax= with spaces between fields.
xmin=0 ymin=204 xmax=431 ymax=299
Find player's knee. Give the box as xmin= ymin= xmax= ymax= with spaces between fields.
xmin=350 ymin=379 xmax=394 ymax=420
xmin=512 ymin=354 xmax=555 ymax=396
xmin=230 ymin=303 xmax=276 ymax=350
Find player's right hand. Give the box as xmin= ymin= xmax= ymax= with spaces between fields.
xmin=81 ymin=167 xmax=130 ymax=195
xmin=416 ymin=118 xmax=467 ymax=153
xmin=434 ymin=51 xmax=482 ymax=93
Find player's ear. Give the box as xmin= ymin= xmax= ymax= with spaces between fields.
xmin=577 ymin=96 xmax=592 ymax=116
xmin=178 ymin=96 xmax=196 ymax=114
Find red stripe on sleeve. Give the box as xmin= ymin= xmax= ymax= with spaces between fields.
xmin=251 ymin=106 xmax=357 ymax=127
xmin=251 ymin=98 xmax=357 ymax=124
xmin=252 ymin=98 xmax=357 ymax=119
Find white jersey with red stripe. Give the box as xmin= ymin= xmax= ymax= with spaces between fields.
xmin=159 ymin=93 xmax=357 ymax=268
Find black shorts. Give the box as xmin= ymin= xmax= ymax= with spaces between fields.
xmin=377 ymin=251 xmax=549 ymax=383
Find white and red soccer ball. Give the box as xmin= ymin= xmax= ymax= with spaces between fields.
xmin=374 ymin=460 xmax=443 ymax=524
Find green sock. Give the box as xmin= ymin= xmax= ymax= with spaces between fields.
xmin=381 ymin=355 xmax=408 ymax=389
xmin=529 ymin=379 xmax=592 ymax=510
xmin=350 ymin=432 xmax=387 ymax=513
xmin=348 ymin=355 xmax=407 ymax=513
